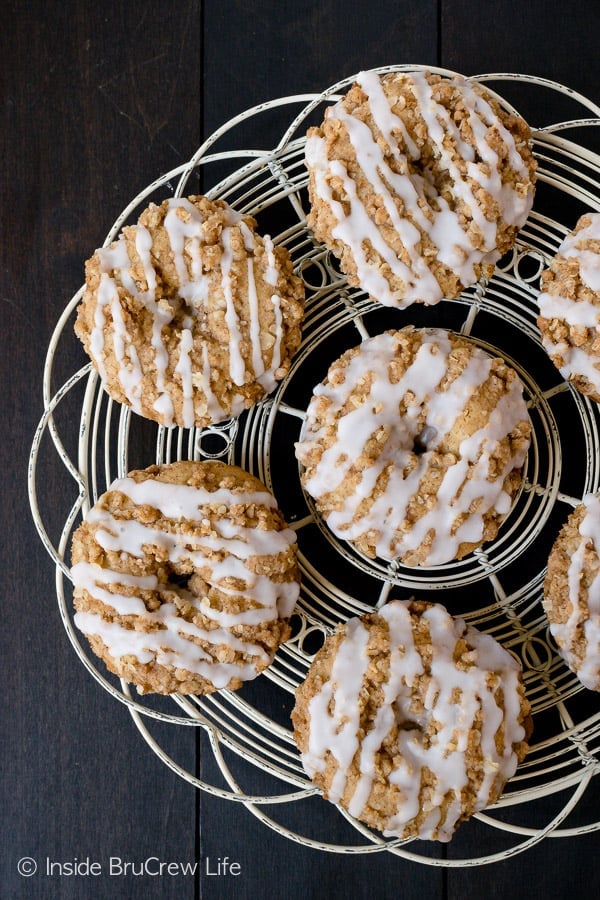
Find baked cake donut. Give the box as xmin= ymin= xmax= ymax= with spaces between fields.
xmin=70 ymin=460 xmax=300 ymax=694
xmin=537 ymin=213 xmax=600 ymax=402
xmin=75 ymin=195 xmax=305 ymax=428
xmin=292 ymin=599 xmax=531 ymax=842
xmin=543 ymin=492 xmax=600 ymax=690
xmin=305 ymin=69 xmax=536 ymax=308
xmin=295 ymin=327 xmax=531 ymax=566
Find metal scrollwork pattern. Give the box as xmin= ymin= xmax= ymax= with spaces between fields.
xmin=29 ymin=68 xmax=600 ymax=864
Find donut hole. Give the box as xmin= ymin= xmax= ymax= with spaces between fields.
xmin=391 ymin=696 xmax=424 ymax=734
xmin=396 ymin=717 xmax=421 ymax=733
xmin=167 ymin=570 xmax=193 ymax=592
xmin=412 ymin=424 xmax=438 ymax=456
xmin=157 ymin=557 xmax=206 ymax=602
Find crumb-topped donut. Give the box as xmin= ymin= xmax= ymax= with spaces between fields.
xmin=295 ymin=327 xmax=531 ymax=566
xmin=305 ymin=69 xmax=536 ymax=308
xmin=74 ymin=195 xmax=305 ymax=428
xmin=70 ymin=460 xmax=300 ymax=694
xmin=292 ymin=599 xmax=531 ymax=842
xmin=543 ymin=492 xmax=600 ymax=690
xmin=537 ymin=213 xmax=600 ymax=402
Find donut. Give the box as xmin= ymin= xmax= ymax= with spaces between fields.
xmin=70 ymin=460 xmax=300 ymax=694
xmin=74 ymin=195 xmax=305 ymax=428
xmin=305 ymin=69 xmax=536 ymax=308
xmin=543 ymin=492 xmax=600 ymax=690
xmin=295 ymin=326 xmax=532 ymax=566
xmin=291 ymin=599 xmax=531 ymax=842
xmin=537 ymin=212 xmax=600 ymax=402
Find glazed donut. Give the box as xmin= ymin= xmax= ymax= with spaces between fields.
xmin=291 ymin=599 xmax=531 ymax=842
xmin=74 ymin=195 xmax=305 ymax=428
xmin=543 ymin=492 xmax=600 ymax=690
xmin=295 ymin=326 xmax=532 ymax=566
xmin=305 ymin=69 xmax=536 ymax=308
xmin=537 ymin=212 xmax=600 ymax=402
xmin=70 ymin=460 xmax=300 ymax=694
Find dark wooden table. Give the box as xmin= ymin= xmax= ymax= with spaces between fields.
xmin=4 ymin=2 xmax=600 ymax=897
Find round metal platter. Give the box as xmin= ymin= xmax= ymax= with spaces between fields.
xmin=29 ymin=67 xmax=600 ymax=864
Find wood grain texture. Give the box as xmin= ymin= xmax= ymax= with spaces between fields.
xmin=441 ymin=0 xmax=600 ymax=95
xmin=3 ymin=0 xmax=600 ymax=897
xmin=201 ymin=0 xmax=439 ymax=135
xmin=1 ymin=2 xmax=201 ymax=898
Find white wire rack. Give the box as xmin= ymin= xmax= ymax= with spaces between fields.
xmin=28 ymin=67 xmax=600 ymax=865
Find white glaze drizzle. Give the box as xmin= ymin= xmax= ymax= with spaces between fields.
xmin=108 ymin=474 xmax=279 ymax=515
xmin=551 ymin=492 xmax=600 ymax=689
xmin=73 ymin=610 xmax=263 ymax=689
xmin=135 ymin=225 xmax=174 ymax=422
xmin=260 ymin=235 xmax=285 ymax=388
xmin=220 ymin=225 xmax=247 ymax=387
xmin=349 ymin=601 xmax=424 ymax=820
xmin=296 ymin=329 xmax=530 ymax=565
xmin=247 ymin=257 xmax=265 ymax=380
xmin=87 ymin=198 xmax=290 ymax=425
xmin=305 ymin=617 xmax=371 ymax=802
xmin=538 ymin=214 xmax=600 ymax=394
xmin=174 ymin=328 xmax=195 ymax=429
xmin=199 ymin=343 xmax=228 ymax=423
xmin=72 ymin=476 xmax=299 ymax=687
xmin=300 ymin=601 xmax=526 ymax=841
xmin=306 ymin=70 xmax=533 ymax=307
xmin=561 ymin=214 xmax=600 ymax=291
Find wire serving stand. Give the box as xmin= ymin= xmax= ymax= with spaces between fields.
xmin=28 ymin=67 xmax=600 ymax=865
